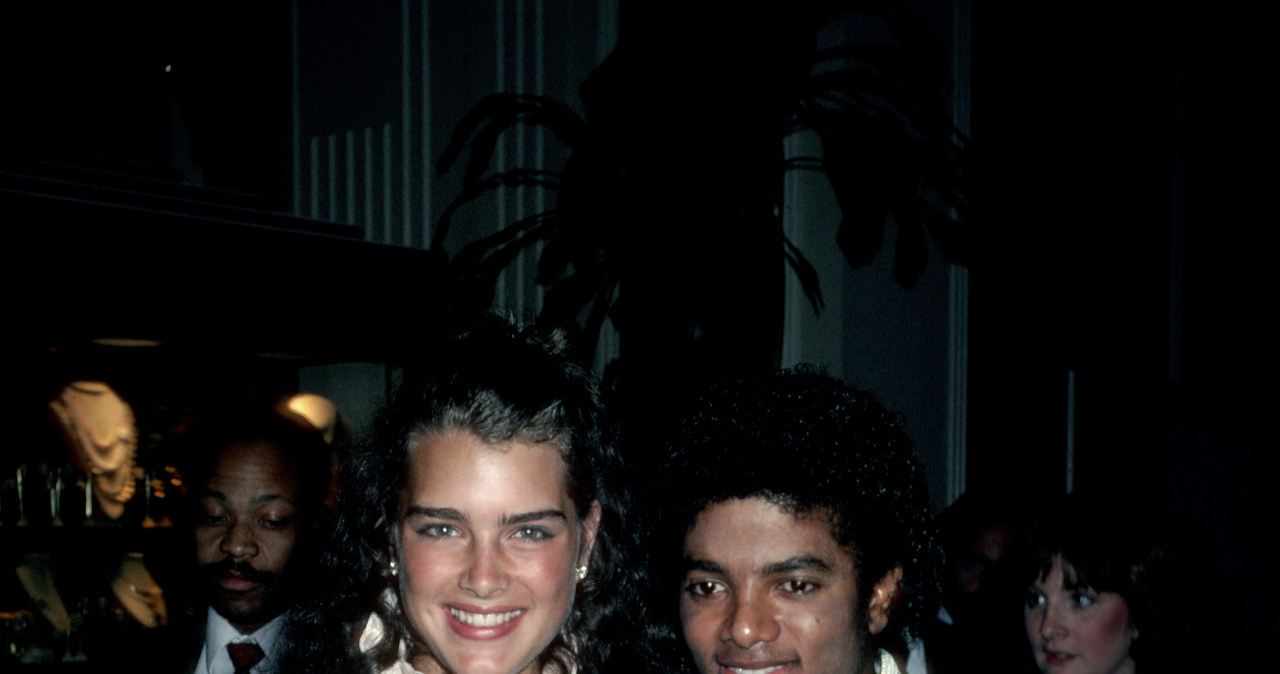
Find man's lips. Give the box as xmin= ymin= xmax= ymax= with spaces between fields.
xmin=718 ymin=664 xmax=794 ymax=674
xmin=716 ymin=659 xmax=797 ymax=674
xmin=205 ymin=560 xmax=271 ymax=593
xmin=216 ymin=574 xmax=262 ymax=592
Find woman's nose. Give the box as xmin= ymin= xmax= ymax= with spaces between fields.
xmin=721 ymin=591 xmax=781 ymax=648
xmin=460 ymin=541 xmax=510 ymax=597
xmin=1039 ymin=601 xmax=1067 ymax=641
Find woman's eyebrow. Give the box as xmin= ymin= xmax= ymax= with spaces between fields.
xmin=404 ymin=506 xmax=465 ymax=521
xmin=501 ymin=509 xmax=567 ymax=525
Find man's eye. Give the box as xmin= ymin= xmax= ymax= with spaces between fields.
xmin=260 ymin=517 xmax=293 ymax=529
xmin=780 ymin=579 xmax=817 ymax=595
xmin=684 ymin=580 xmax=724 ymax=598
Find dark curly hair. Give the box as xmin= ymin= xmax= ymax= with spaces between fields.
xmin=282 ymin=314 xmax=650 ymax=674
xmin=650 ymin=366 xmax=940 ymax=663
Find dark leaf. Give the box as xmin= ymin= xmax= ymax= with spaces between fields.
xmin=436 ymin=92 xmax=521 ymax=174
xmin=450 ymin=211 xmax=556 ymax=277
xmin=891 ymin=211 xmax=927 ymax=289
xmin=783 ymin=236 xmax=825 ymax=312
xmin=579 ymin=271 xmax=620 ymax=366
xmin=542 ymin=266 xmax=607 ymax=325
xmin=433 ymin=169 xmax=560 ymax=250
xmin=460 ymin=97 xmax=589 ymax=188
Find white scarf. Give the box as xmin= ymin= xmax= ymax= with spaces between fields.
xmin=876 ymin=648 xmax=904 ymax=674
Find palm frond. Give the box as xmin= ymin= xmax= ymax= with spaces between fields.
xmin=436 ymin=93 xmax=588 ymax=178
xmin=432 ymin=168 xmax=561 ymax=250
xmin=783 ymin=235 xmax=825 ymax=312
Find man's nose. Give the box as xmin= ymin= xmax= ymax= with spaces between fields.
xmin=721 ymin=591 xmax=781 ymax=648
xmin=220 ymin=520 xmax=258 ymax=558
xmin=459 ymin=539 xmax=510 ymax=598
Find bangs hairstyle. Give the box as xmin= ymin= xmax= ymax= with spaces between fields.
xmin=1022 ymin=495 xmax=1149 ymax=597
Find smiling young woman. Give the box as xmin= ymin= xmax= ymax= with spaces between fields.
xmin=394 ymin=431 xmax=600 ymax=674
xmin=281 ymin=315 xmax=653 ymax=674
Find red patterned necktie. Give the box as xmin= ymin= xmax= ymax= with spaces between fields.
xmin=227 ymin=642 xmax=265 ymax=674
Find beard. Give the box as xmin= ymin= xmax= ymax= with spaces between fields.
xmin=201 ymin=558 xmax=289 ymax=628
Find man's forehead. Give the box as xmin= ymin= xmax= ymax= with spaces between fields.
xmin=205 ymin=441 xmax=301 ymax=495
xmin=213 ymin=439 xmax=293 ymax=468
xmin=683 ymin=496 xmax=856 ymax=575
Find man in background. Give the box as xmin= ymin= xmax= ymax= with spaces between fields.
xmin=176 ymin=405 xmax=330 ymax=674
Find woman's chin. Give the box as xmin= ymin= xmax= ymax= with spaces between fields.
xmin=411 ymin=647 xmax=543 ymax=674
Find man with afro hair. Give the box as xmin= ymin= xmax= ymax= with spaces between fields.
xmin=651 ymin=367 xmax=940 ymax=674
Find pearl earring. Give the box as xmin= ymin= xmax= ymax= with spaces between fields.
xmin=575 ymin=565 xmax=588 ymax=582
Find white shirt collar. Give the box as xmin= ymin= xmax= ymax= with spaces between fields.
xmin=196 ymin=607 xmax=287 ymax=674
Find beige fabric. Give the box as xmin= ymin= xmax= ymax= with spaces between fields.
xmin=14 ymin=553 xmax=71 ymax=633
xmin=48 ymin=381 xmax=138 ymax=519
xmin=110 ymin=552 xmax=167 ymax=627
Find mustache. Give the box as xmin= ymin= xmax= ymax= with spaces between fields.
xmin=204 ymin=558 xmax=274 ymax=585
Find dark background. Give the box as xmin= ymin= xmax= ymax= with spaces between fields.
xmin=3 ymin=0 xmax=1275 ymax=666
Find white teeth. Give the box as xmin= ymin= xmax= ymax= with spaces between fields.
xmin=727 ymin=667 xmax=786 ymax=674
xmin=448 ymin=608 xmax=524 ymax=627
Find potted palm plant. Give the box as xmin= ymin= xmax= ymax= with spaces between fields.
xmin=435 ymin=1 xmax=969 ymax=409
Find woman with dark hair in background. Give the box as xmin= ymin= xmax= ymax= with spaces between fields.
xmin=282 ymin=315 xmax=651 ymax=674
xmin=1017 ymin=493 xmax=1213 ymax=674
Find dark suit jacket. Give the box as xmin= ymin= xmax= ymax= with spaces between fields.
xmin=98 ymin=611 xmax=204 ymax=674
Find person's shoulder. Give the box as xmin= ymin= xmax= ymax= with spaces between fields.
xmin=106 ymin=614 xmax=206 ymax=674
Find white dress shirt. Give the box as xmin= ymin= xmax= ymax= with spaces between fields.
xmin=193 ymin=607 xmax=286 ymax=674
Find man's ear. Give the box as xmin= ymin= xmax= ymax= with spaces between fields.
xmin=577 ymin=500 xmax=603 ymax=569
xmin=867 ymin=566 xmax=904 ymax=635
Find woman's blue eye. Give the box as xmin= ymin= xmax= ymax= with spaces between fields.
xmin=1073 ymin=593 xmax=1095 ymax=608
xmin=516 ymin=526 xmax=551 ymax=540
xmin=1026 ymin=589 xmax=1046 ymax=609
xmin=419 ymin=524 xmax=456 ymax=538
